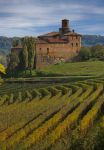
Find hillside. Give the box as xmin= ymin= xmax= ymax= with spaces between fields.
xmin=82 ymin=35 xmax=104 ymax=46
xmin=10 ymin=61 xmax=104 ymax=78
xmin=0 ymin=35 xmax=104 ymax=54
xmin=0 ymin=36 xmax=21 ymax=54
xmin=39 ymin=61 xmax=104 ymax=77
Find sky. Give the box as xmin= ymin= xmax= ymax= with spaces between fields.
xmin=0 ymin=0 xmax=104 ymax=37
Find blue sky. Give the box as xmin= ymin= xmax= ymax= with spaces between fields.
xmin=0 ymin=0 xmax=104 ymax=37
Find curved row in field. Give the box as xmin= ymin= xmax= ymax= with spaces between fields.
xmin=0 ymin=79 xmax=104 ymax=150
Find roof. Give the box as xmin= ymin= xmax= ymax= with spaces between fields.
xmin=37 ymin=37 xmax=68 ymax=44
xmin=39 ymin=32 xmax=60 ymax=37
xmin=37 ymin=38 xmax=48 ymax=44
xmin=64 ymin=31 xmax=82 ymax=36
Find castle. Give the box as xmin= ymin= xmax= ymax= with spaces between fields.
xmin=12 ymin=19 xmax=82 ymax=69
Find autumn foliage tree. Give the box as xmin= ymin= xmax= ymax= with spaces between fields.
xmin=0 ymin=64 xmax=6 ymax=74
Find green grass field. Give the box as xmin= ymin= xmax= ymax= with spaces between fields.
xmin=40 ymin=61 xmax=104 ymax=77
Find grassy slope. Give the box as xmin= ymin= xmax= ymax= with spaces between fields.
xmin=41 ymin=61 xmax=104 ymax=77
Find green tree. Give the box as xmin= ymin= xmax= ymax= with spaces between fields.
xmin=79 ymin=47 xmax=91 ymax=61
xmin=12 ymin=39 xmax=20 ymax=47
xmin=21 ymin=38 xmax=28 ymax=74
xmin=7 ymin=52 xmax=20 ymax=76
xmin=21 ymin=37 xmax=36 ymax=75
xmin=91 ymin=45 xmax=104 ymax=60
xmin=28 ymin=37 xmax=35 ymax=74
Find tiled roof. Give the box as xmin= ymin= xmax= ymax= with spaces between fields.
xmin=37 ymin=38 xmax=48 ymax=44
xmin=64 ymin=31 xmax=81 ymax=36
xmin=39 ymin=32 xmax=60 ymax=37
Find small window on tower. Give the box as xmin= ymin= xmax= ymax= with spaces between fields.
xmin=64 ymin=21 xmax=67 ymax=27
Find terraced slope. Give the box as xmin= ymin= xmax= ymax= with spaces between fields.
xmin=0 ymin=79 xmax=104 ymax=150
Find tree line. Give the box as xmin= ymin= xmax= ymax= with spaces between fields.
xmin=78 ymin=45 xmax=104 ymax=61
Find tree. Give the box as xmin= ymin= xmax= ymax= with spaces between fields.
xmin=22 ymin=45 xmax=28 ymax=74
xmin=0 ymin=64 xmax=6 ymax=74
xmin=7 ymin=52 xmax=20 ymax=76
xmin=12 ymin=39 xmax=20 ymax=47
xmin=79 ymin=47 xmax=91 ymax=61
xmin=28 ymin=37 xmax=35 ymax=74
xmin=91 ymin=45 xmax=104 ymax=60
xmin=21 ymin=37 xmax=36 ymax=74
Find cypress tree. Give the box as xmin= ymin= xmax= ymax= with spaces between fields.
xmin=22 ymin=44 xmax=28 ymax=74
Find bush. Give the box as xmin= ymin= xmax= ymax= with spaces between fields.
xmin=79 ymin=47 xmax=91 ymax=61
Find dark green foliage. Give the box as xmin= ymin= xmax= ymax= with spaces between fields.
xmin=78 ymin=47 xmax=91 ymax=60
xmin=91 ymin=45 xmax=104 ymax=60
xmin=78 ymin=45 xmax=104 ymax=61
xmin=12 ymin=39 xmax=20 ymax=47
xmin=21 ymin=38 xmax=28 ymax=72
xmin=25 ymin=37 xmax=36 ymax=73
xmin=7 ymin=52 xmax=20 ymax=76
xmin=82 ymin=35 xmax=104 ymax=46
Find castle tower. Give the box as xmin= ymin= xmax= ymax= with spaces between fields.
xmin=59 ymin=19 xmax=70 ymax=34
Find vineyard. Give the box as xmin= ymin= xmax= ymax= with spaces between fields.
xmin=0 ymin=79 xmax=104 ymax=150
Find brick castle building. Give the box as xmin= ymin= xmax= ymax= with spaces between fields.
xmin=12 ymin=19 xmax=82 ymax=69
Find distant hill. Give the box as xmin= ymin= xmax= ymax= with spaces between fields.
xmin=0 ymin=36 xmax=21 ymax=54
xmin=0 ymin=35 xmax=104 ymax=54
xmin=82 ymin=35 xmax=104 ymax=46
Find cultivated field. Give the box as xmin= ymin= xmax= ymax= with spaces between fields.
xmin=0 ymin=79 xmax=104 ymax=150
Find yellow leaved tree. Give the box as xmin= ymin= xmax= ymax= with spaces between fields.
xmin=0 ymin=64 xmax=6 ymax=74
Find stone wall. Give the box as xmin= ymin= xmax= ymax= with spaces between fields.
xmin=35 ymin=35 xmax=81 ymax=69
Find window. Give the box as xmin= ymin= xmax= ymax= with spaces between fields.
xmin=76 ymin=43 xmax=78 ymax=46
xmin=47 ymin=48 xmax=49 ymax=54
xmin=71 ymin=43 xmax=73 ymax=47
xmin=39 ymin=48 xmax=42 ymax=53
